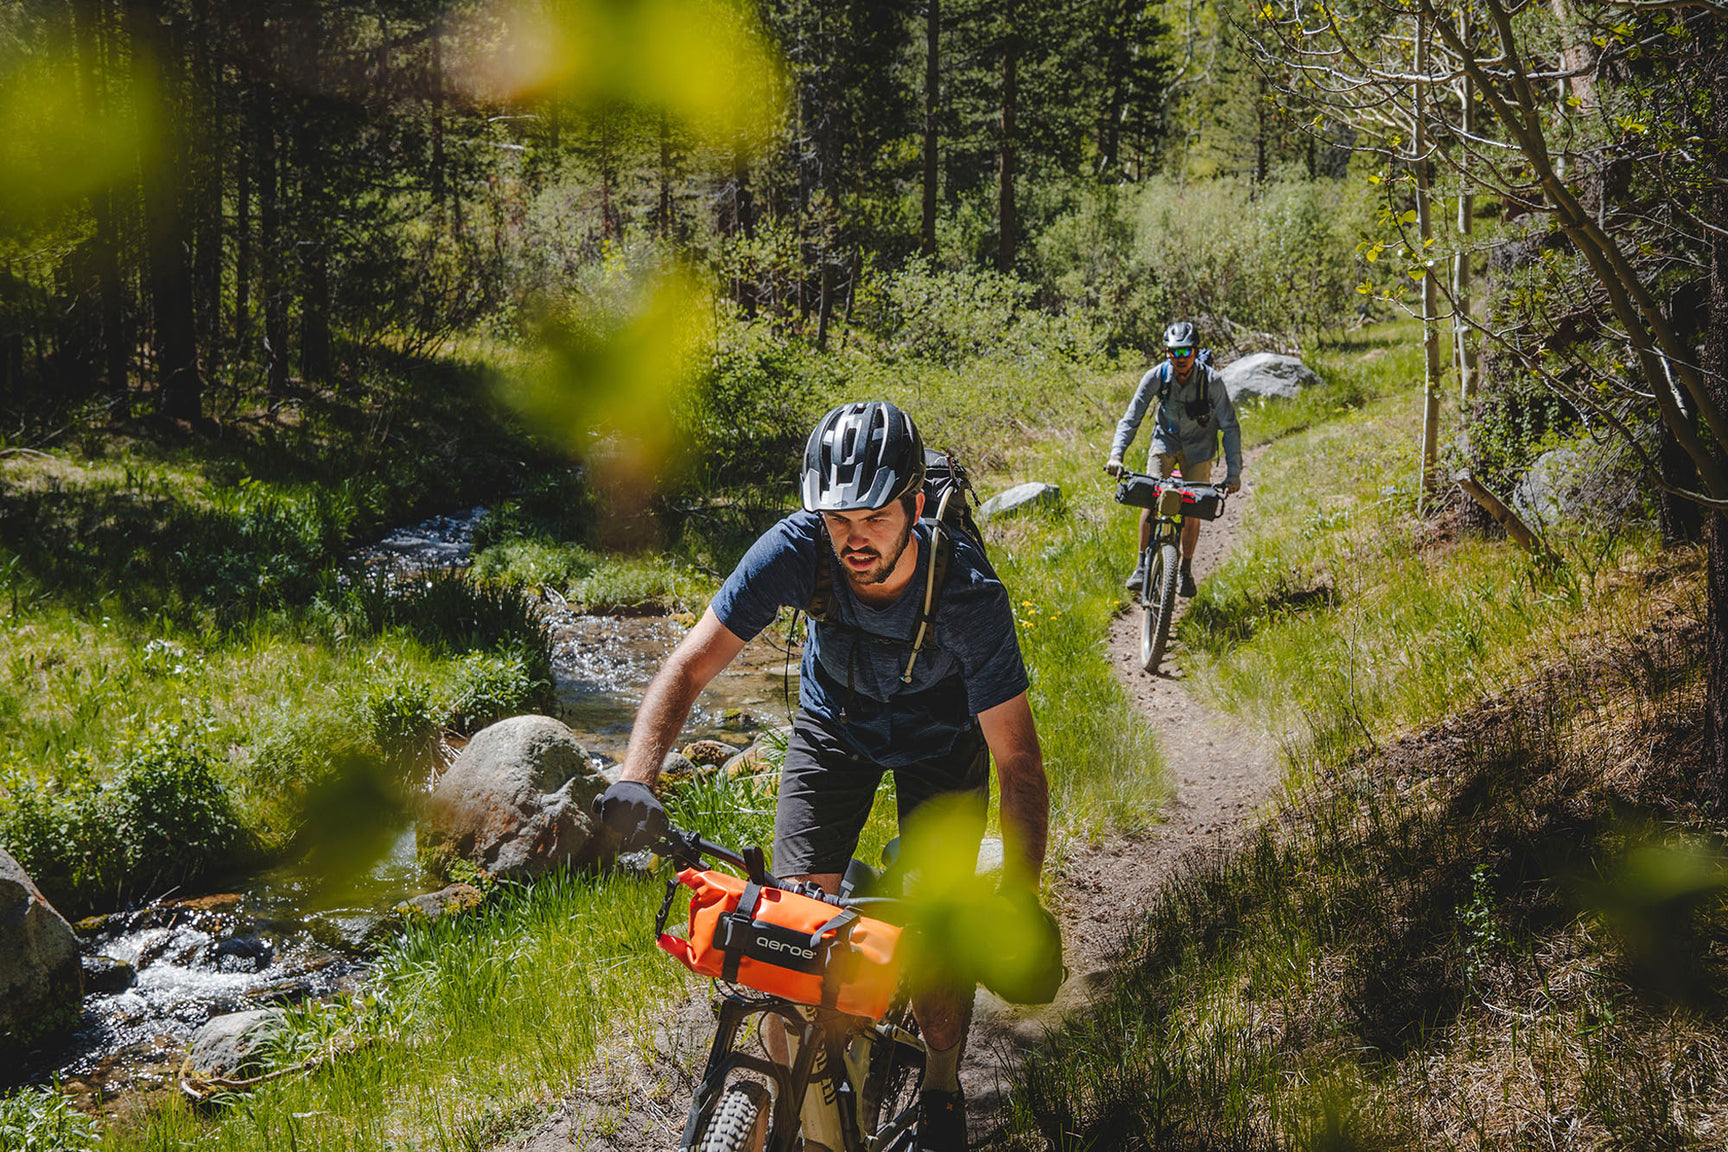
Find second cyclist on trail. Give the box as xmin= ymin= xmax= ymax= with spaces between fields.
xmin=1106 ymin=320 xmax=1244 ymax=598
xmin=596 ymin=400 xmax=1054 ymax=1152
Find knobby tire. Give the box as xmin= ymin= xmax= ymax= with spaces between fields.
xmin=696 ymin=1080 xmax=772 ymax=1152
xmin=1140 ymin=542 xmax=1180 ymax=673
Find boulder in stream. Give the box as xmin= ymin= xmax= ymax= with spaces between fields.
xmin=185 ymin=1007 xmax=289 ymax=1080
xmin=81 ymin=954 xmax=137 ymax=994
xmin=420 ymin=715 xmax=612 ymax=880
xmin=396 ymin=882 xmax=486 ymax=921
xmin=1 ymin=847 xmax=84 ymax=1052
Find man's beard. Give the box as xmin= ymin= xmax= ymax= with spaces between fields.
xmin=837 ymin=515 xmax=915 ymax=587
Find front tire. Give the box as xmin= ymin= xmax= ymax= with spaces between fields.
xmin=696 ymin=1080 xmax=772 ymax=1152
xmin=1139 ymin=542 xmax=1180 ymax=673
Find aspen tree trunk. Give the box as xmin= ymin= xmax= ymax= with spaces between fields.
xmin=1415 ymin=16 xmax=1443 ymax=507
xmin=1453 ymin=12 xmax=1478 ymax=401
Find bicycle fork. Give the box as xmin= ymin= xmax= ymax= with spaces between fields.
xmin=680 ymin=996 xmax=863 ymax=1152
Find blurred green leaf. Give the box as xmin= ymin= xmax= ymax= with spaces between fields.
xmin=0 ymin=38 xmax=157 ymax=222
xmin=459 ymin=0 xmax=785 ymax=150
xmin=506 ymin=259 xmax=712 ymax=492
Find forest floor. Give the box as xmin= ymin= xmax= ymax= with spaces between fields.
xmin=504 ymin=464 xmax=1284 ymax=1152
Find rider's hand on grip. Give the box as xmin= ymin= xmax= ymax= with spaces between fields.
xmin=979 ymin=884 xmax=1066 ymax=1005
xmin=594 ymin=779 xmax=667 ymax=850
xmin=1226 ymin=478 xmax=1242 ymax=494
xmin=1104 ymin=457 xmax=1125 ymax=478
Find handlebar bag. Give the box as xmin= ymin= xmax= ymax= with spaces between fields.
xmin=1114 ymin=476 xmax=1225 ymax=521
xmin=657 ymin=868 xmax=903 ymax=1020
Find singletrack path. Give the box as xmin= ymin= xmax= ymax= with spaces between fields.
xmin=507 ymin=463 xmax=1281 ymax=1152
xmin=960 ymin=460 xmax=1281 ymax=1143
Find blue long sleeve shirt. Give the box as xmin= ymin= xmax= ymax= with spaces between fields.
xmin=1109 ymin=361 xmax=1242 ymax=481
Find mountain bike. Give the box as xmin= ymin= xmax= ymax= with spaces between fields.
xmin=1113 ymin=471 xmax=1228 ymax=674
xmin=650 ymin=824 xmax=926 ymax=1152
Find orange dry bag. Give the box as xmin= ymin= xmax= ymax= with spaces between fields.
xmin=656 ymin=868 xmax=903 ymax=1020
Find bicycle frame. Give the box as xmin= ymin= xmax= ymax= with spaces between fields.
xmin=679 ymin=992 xmax=924 ymax=1152
xmin=653 ymin=826 xmax=926 ymax=1152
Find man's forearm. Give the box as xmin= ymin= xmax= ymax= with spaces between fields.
xmin=619 ymin=665 xmax=705 ymax=786
xmin=997 ymin=754 xmax=1049 ymax=886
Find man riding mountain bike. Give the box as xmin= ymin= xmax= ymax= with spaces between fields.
xmin=596 ymin=400 xmax=1055 ymax=1152
xmin=1106 ymin=320 xmax=1243 ymax=598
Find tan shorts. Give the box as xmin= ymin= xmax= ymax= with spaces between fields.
xmin=1154 ymin=454 xmax=1212 ymax=483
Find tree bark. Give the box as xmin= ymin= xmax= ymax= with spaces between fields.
xmin=1456 ymin=474 xmax=1557 ymax=565
xmin=131 ymin=0 xmax=202 ymax=422
xmin=75 ymin=0 xmax=130 ymax=415
xmin=921 ymin=0 xmax=939 ymax=256
xmin=1453 ymin=11 xmax=1478 ymax=401
xmin=1414 ymin=17 xmax=1442 ymax=508
xmin=997 ymin=25 xmax=1018 ymax=274
xmin=1703 ymin=18 xmax=1728 ymax=800
xmin=190 ymin=0 xmax=221 ymax=371
xmin=258 ymin=90 xmax=289 ymax=398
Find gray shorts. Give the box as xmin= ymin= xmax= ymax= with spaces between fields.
xmin=773 ymin=709 xmax=989 ymax=877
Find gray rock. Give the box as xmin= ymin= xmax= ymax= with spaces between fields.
xmin=81 ymin=954 xmax=137 ymax=994
xmin=979 ymin=482 xmax=1061 ymax=521
xmin=419 ymin=715 xmax=612 ymax=880
xmin=720 ymin=745 xmax=772 ymax=778
xmin=185 ymin=1008 xmax=288 ymax=1080
xmin=1512 ymin=439 xmax=1644 ymax=533
xmin=0 ymin=848 xmax=83 ymax=1051
xmin=396 ymin=882 xmax=486 ymax=921
xmin=660 ymin=752 xmax=700 ymax=780
xmin=1219 ymin=352 xmax=1321 ymax=402
xmin=975 ymin=837 xmax=1005 ymax=883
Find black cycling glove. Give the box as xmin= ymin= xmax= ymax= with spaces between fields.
xmin=594 ymin=779 xmax=668 ymax=850
xmin=980 ymin=884 xmax=1066 ymax=1005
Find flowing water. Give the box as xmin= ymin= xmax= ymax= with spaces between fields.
xmin=27 ymin=507 xmax=796 ymax=1107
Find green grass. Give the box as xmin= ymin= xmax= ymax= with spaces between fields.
xmin=1182 ymin=329 xmax=1663 ymax=770
xmin=1005 ymin=600 xmax=1722 ymax=1151
xmin=101 ymin=871 xmax=694 ymax=1152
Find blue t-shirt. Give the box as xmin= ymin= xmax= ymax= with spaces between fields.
xmin=709 ymin=511 xmax=1028 ymax=767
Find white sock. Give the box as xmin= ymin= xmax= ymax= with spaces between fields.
xmin=924 ymin=1038 xmax=962 ymax=1093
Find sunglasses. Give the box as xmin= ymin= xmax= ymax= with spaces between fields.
xmin=1167 ymin=347 xmax=1195 ymax=359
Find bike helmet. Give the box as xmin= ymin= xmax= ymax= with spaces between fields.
xmin=1162 ymin=320 xmax=1197 ymax=350
xmin=801 ymin=401 xmax=925 ymax=512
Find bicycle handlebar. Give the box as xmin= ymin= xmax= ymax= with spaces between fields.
xmin=1116 ymin=469 xmax=1229 ymax=495
xmin=652 ymin=823 xmax=904 ymax=914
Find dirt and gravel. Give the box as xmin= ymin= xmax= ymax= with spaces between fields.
xmin=958 ymin=464 xmax=1282 ymax=1143
xmin=507 ymin=468 xmax=1283 ymax=1152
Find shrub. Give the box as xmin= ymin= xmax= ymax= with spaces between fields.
xmin=446 ymin=650 xmax=545 ymax=734
xmin=104 ymin=735 xmax=249 ymax=899
xmin=677 ymin=322 xmax=835 ymax=491
xmin=342 ymin=571 xmax=553 ymax=683
xmin=472 ymin=469 xmax=596 ymax=553
xmin=865 ymin=257 xmax=1106 ymax=368
xmin=357 ymin=672 xmax=442 ymax=763
xmin=0 ymin=735 xmax=247 ymax=915
xmin=469 ymin=539 xmax=599 ymax=590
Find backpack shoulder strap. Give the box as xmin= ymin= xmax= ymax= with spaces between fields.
xmin=901 ymin=492 xmax=957 ymax=684
xmin=806 ymin=547 xmax=838 ymax=622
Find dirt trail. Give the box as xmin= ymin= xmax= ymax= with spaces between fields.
xmin=958 ymin=465 xmax=1282 ymax=1142
xmin=509 ymin=469 xmax=1282 ymax=1152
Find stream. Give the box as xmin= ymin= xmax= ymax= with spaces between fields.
xmin=26 ymin=507 xmax=797 ymax=1109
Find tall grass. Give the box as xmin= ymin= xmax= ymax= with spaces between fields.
xmin=101 ymin=871 xmax=693 ymax=1152
xmin=1182 ymin=329 xmax=1663 ymax=769
xmin=1006 ymin=605 xmax=1722 ymax=1151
